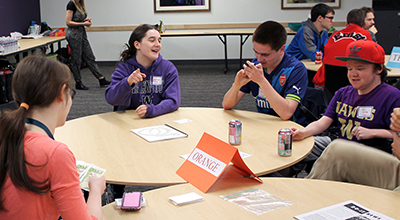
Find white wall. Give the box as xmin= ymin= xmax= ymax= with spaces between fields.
xmin=41 ymin=0 xmax=372 ymax=61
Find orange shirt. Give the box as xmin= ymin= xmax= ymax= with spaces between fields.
xmin=0 ymin=131 xmax=97 ymax=220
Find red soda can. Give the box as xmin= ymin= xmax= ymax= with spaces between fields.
xmin=278 ymin=128 xmax=292 ymax=156
xmin=315 ymin=51 xmax=322 ymax=64
xmin=229 ymin=119 xmax=242 ymax=145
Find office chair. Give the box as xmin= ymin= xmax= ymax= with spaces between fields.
xmin=300 ymin=87 xmax=339 ymax=137
xmin=393 ymin=78 xmax=400 ymax=90
xmin=300 ymin=87 xmax=328 ymax=124
xmin=307 ymin=70 xmax=316 ymax=87
xmin=324 ymin=64 xmax=350 ymax=102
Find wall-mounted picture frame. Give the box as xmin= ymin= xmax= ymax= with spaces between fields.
xmin=281 ymin=0 xmax=341 ymax=10
xmin=154 ymin=0 xmax=210 ymax=13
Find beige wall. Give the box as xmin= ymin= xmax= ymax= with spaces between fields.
xmin=41 ymin=0 xmax=372 ymax=61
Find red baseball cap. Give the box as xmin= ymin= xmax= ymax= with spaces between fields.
xmin=335 ymin=40 xmax=385 ymax=64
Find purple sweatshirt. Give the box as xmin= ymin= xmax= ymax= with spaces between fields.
xmin=105 ymin=55 xmax=180 ymax=117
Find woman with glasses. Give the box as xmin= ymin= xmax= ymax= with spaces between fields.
xmin=0 ymin=55 xmax=105 ymax=219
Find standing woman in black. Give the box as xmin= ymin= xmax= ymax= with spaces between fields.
xmin=65 ymin=0 xmax=110 ymax=90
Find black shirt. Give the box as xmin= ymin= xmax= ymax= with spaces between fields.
xmin=66 ymin=1 xmax=77 ymax=12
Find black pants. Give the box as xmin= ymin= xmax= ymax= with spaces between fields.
xmin=66 ymin=29 xmax=103 ymax=82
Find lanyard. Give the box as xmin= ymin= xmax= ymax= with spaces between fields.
xmin=25 ymin=118 xmax=54 ymax=140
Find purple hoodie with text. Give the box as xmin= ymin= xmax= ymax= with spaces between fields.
xmin=105 ymin=55 xmax=180 ymax=117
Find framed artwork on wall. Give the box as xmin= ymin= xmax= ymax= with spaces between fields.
xmin=281 ymin=0 xmax=341 ymax=10
xmin=154 ymin=0 xmax=210 ymax=12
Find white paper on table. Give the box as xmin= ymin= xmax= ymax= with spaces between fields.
xmin=169 ymin=192 xmax=204 ymax=206
xmin=294 ymin=200 xmax=395 ymax=220
xmin=131 ymin=124 xmax=188 ymax=142
xmin=238 ymin=151 xmax=252 ymax=159
xmin=173 ymin=119 xmax=192 ymax=124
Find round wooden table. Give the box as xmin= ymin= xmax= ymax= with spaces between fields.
xmin=102 ymin=178 xmax=400 ymax=219
xmin=55 ymin=107 xmax=314 ymax=186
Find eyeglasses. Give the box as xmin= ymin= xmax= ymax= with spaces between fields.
xmin=70 ymin=88 xmax=76 ymax=100
xmin=66 ymin=84 xmax=76 ymax=100
xmin=324 ymin=16 xmax=334 ymax=20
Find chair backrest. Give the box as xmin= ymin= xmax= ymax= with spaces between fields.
xmin=324 ymin=64 xmax=350 ymax=102
xmin=393 ymin=79 xmax=400 ymax=90
xmin=0 ymin=101 xmax=17 ymax=116
xmin=300 ymin=87 xmax=328 ymax=124
xmin=0 ymin=58 xmax=14 ymax=104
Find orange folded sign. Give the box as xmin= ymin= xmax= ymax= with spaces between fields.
xmin=176 ymin=132 xmax=262 ymax=193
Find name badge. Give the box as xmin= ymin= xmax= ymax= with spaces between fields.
xmin=357 ymin=106 xmax=373 ymax=118
xmin=152 ymin=76 xmax=162 ymax=85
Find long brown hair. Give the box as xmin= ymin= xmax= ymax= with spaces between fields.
xmin=72 ymin=0 xmax=86 ymax=16
xmin=120 ymin=24 xmax=159 ymax=62
xmin=0 ymin=55 xmax=72 ymax=210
